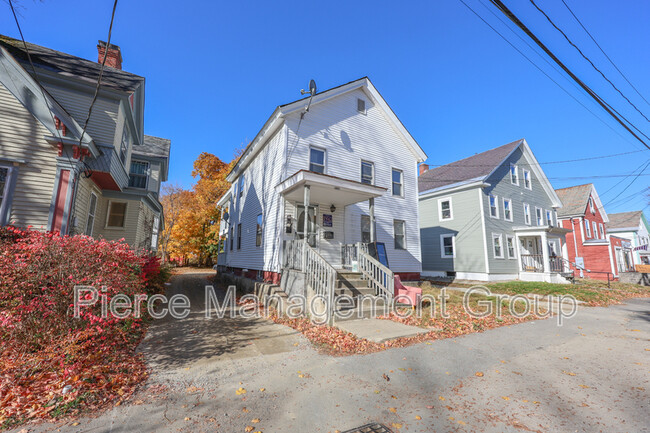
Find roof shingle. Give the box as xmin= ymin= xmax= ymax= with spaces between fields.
xmin=136 ymin=135 xmax=171 ymax=158
xmin=606 ymin=211 xmax=643 ymax=230
xmin=555 ymin=184 xmax=593 ymax=217
xmin=0 ymin=34 xmax=143 ymax=93
xmin=418 ymin=139 xmax=522 ymax=192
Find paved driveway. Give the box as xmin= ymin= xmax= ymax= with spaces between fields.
xmin=16 ymin=272 xmax=650 ymax=433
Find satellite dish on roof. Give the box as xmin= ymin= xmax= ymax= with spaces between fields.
xmin=300 ymin=79 xmax=317 ymax=96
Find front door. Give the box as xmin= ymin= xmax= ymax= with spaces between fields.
xmin=296 ymin=205 xmax=317 ymax=247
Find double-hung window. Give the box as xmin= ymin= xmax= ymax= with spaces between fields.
xmin=546 ymin=210 xmax=553 ymax=227
xmin=489 ymin=194 xmax=499 ymax=218
xmin=510 ymin=164 xmax=519 ymax=185
xmin=361 ymin=215 xmax=371 ymax=243
xmin=119 ymin=126 xmax=129 ymax=165
xmin=536 ymin=207 xmax=543 ymax=226
xmin=361 ymin=161 xmax=374 ymax=184
xmin=492 ymin=233 xmax=504 ymax=258
xmin=506 ymin=236 xmax=516 ymax=259
xmin=394 ymin=219 xmax=406 ymax=250
xmin=523 ymin=169 xmax=531 ymax=189
xmin=523 ymin=203 xmax=531 ymax=225
xmin=85 ymin=192 xmax=98 ymax=236
xmin=503 ymin=198 xmax=513 ymax=221
xmin=439 ymin=197 xmax=452 ymax=221
xmin=256 ymin=214 xmax=263 ymax=247
xmin=440 ymin=234 xmax=455 ymax=258
xmin=584 ymin=219 xmax=591 ymax=238
xmin=237 ymin=223 xmax=242 ymax=249
xmin=593 ymin=221 xmax=598 ymax=239
xmin=129 ymin=160 xmax=149 ymax=189
xmin=230 ymin=226 xmax=234 ymax=250
xmin=106 ymin=201 xmax=127 ymax=228
xmin=392 ymin=169 xmax=403 ymax=196
xmin=238 ymin=175 xmax=245 ymax=198
xmin=599 ymin=223 xmax=605 ymax=239
xmin=309 ymin=147 xmax=325 ymax=174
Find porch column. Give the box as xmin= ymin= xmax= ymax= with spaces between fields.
xmin=515 ymin=233 xmax=523 ymax=274
xmin=369 ymin=197 xmax=376 ymax=243
xmin=541 ymin=231 xmax=550 ymax=273
xmin=303 ymin=185 xmax=310 ymax=269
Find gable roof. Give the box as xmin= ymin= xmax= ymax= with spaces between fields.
xmin=606 ymin=211 xmax=643 ymax=230
xmin=418 ymin=139 xmax=522 ymax=193
xmin=226 ymin=77 xmax=427 ymax=182
xmin=0 ymin=34 xmax=143 ymax=93
xmin=555 ymin=183 xmax=608 ymax=222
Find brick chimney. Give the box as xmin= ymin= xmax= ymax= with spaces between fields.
xmin=97 ymin=40 xmax=122 ymax=70
xmin=419 ymin=163 xmax=429 ymax=176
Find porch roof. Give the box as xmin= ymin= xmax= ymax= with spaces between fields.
xmin=512 ymin=225 xmax=571 ymax=237
xmin=277 ymin=170 xmax=386 ymax=205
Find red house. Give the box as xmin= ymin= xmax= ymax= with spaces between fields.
xmin=555 ymin=184 xmax=621 ymax=280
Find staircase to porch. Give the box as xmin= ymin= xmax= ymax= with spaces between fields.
xmin=283 ymin=240 xmax=394 ymax=324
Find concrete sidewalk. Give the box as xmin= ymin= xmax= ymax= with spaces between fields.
xmin=335 ymin=318 xmax=430 ymax=343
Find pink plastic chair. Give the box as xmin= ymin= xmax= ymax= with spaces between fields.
xmin=393 ymin=275 xmax=422 ymax=306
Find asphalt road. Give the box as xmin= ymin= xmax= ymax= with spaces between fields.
xmin=17 ymin=271 xmax=650 ymax=433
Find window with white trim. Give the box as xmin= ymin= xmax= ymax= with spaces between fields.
xmin=599 ymin=223 xmax=605 ymax=239
xmin=309 ymin=147 xmax=325 ymax=174
xmin=439 ymin=197 xmax=453 ymax=221
xmin=588 ymin=197 xmax=595 ymax=214
xmin=151 ymin=215 xmax=160 ymax=250
xmin=503 ymin=198 xmax=513 ymax=221
xmin=229 ymin=226 xmax=234 ymax=250
xmin=536 ymin=207 xmax=543 ymax=226
xmin=357 ymin=98 xmax=366 ymax=114
xmin=238 ymin=175 xmax=245 ymax=198
xmin=256 ymin=214 xmax=263 ymax=247
xmin=523 ymin=203 xmax=531 ymax=225
xmin=119 ymin=126 xmax=129 ymax=165
xmin=489 ymin=194 xmax=499 ymax=218
xmin=361 ymin=215 xmax=371 ymax=243
xmin=85 ymin=192 xmax=98 ymax=236
xmin=440 ymin=234 xmax=455 ymax=258
xmin=593 ymin=221 xmax=598 ymax=239
xmin=361 ymin=160 xmax=374 ymax=185
xmin=584 ymin=219 xmax=591 ymax=238
xmin=546 ymin=210 xmax=553 ymax=227
xmin=392 ymin=169 xmax=403 ymax=196
xmin=510 ymin=164 xmax=519 ymax=185
xmin=394 ymin=219 xmax=406 ymax=250
xmin=523 ymin=169 xmax=531 ymax=189
xmin=506 ymin=235 xmax=516 ymax=259
xmin=106 ymin=201 xmax=127 ymax=228
xmin=492 ymin=233 xmax=504 ymax=258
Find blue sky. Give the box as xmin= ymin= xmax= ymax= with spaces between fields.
xmin=2 ymin=0 xmax=649 ymax=215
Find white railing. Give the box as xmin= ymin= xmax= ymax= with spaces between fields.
xmin=358 ymin=244 xmax=394 ymax=302
xmin=284 ymin=239 xmax=336 ymax=324
xmin=284 ymin=239 xmax=304 ymax=270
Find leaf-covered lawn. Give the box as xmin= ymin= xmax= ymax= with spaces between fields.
xmin=484 ymin=280 xmax=650 ymax=306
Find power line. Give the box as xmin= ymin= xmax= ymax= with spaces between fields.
xmin=560 ymin=0 xmax=650 ymax=109
xmin=488 ymin=0 xmax=650 ymax=150
xmin=602 ymin=160 xmax=650 ymax=207
xmin=456 ymin=0 xmax=644 ymax=150
xmin=529 ymin=0 xmax=650 ymax=124
xmin=598 ymin=158 xmax=650 ymax=197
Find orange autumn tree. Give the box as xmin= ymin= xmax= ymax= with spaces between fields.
xmin=161 ymin=150 xmax=242 ymax=265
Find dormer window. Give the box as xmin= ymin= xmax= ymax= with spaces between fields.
xmin=128 ymin=160 xmax=148 ymax=189
xmin=357 ymin=98 xmax=366 ymax=114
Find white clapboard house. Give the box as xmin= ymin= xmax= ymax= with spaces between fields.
xmin=216 ymin=77 xmax=426 ymax=308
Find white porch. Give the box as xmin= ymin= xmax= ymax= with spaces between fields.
xmin=277 ymin=170 xmax=386 ymax=269
xmin=514 ymin=226 xmax=572 ymax=284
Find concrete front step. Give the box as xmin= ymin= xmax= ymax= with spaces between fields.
xmin=334 ymin=287 xmax=376 ymax=297
xmin=336 ymin=278 xmax=370 ymax=289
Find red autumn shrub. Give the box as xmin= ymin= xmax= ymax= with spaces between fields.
xmin=0 ymin=226 xmax=167 ymax=426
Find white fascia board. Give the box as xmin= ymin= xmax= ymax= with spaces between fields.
xmin=217 ymin=188 xmax=233 ymax=207
xmin=588 ymin=184 xmax=609 ymax=223
xmin=419 ymin=178 xmax=488 ymax=199
xmin=226 ymin=108 xmax=283 ymax=183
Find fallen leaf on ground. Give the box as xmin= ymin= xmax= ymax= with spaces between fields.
xmin=391 ymin=423 xmax=402 ymax=429
xmin=415 ymin=415 xmax=422 ymax=420
xmin=236 ymin=388 xmax=247 ymax=395
xmin=389 ymin=407 xmax=397 ymax=413
xmin=475 ymin=372 xmax=484 ymax=377
xmin=562 ymin=371 xmax=576 ymax=376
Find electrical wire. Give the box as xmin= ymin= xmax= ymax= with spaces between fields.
xmin=488 ymin=0 xmax=650 ymax=150
xmin=560 ymin=0 xmax=650 ymax=108
xmin=529 ymin=0 xmax=650 ymax=124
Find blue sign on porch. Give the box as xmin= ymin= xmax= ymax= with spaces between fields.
xmin=323 ymin=214 xmax=333 ymax=227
